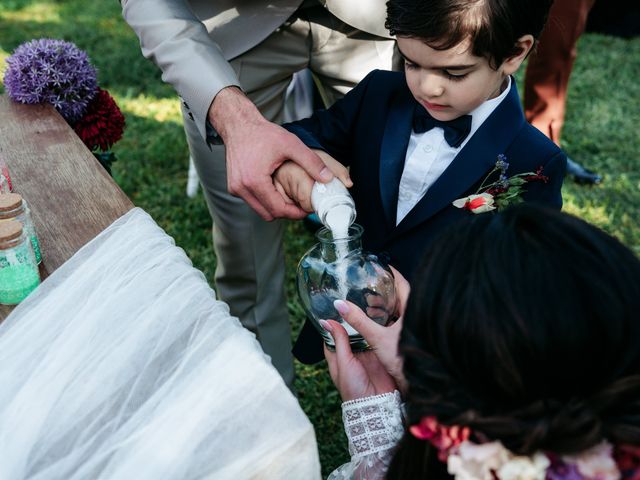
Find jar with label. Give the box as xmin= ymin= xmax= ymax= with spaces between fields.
xmin=0 ymin=220 xmax=41 ymax=305
xmin=0 ymin=193 xmax=42 ymax=264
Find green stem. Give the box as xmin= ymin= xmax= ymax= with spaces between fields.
xmin=475 ymin=166 xmax=500 ymax=194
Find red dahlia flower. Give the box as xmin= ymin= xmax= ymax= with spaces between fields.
xmin=74 ymin=88 xmax=125 ymax=152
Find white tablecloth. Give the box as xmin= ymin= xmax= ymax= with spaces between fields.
xmin=0 ymin=208 xmax=320 ymax=479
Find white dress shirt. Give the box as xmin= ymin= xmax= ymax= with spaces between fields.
xmin=396 ymin=77 xmax=512 ymax=225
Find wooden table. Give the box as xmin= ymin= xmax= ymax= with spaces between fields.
xmin=0 ymin=95 xmax=134 ymax=320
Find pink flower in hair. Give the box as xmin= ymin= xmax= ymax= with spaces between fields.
xmin=563 ymin=442 xmax=620 ymax=480
xmin=409 ymin=416 xmax=471 ymax=460
xmin=496 ymin=453 xmax=549 ymax=480
xmin=448 ymin=441 xmax=510 ymax=480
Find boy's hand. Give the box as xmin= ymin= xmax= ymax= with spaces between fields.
xmin=389 ymin=265 xmax=410 ymax=321
xmin=315 ymin=150 xmax=352 ymax=188
xmin=273 ymin=150 xmax=352 ymax=212
xmin=273 ymin=161 xmax=315 ymax=212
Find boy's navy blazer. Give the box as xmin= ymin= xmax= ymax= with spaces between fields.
xmin=285 ymin=70 xmax=567 ymax=363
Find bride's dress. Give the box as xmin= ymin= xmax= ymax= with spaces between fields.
xmin=0 ymin=208 xmax=320 ymax=479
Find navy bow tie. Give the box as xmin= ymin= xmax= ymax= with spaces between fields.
xmin=412 ymin=107 xmax=472 ymax=148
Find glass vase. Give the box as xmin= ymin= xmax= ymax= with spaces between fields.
xmin=296 ymin=224 xmax=396 ymax=352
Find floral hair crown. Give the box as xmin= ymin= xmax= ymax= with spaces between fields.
xmin=410 ymin=416 xmax=640 ymax=479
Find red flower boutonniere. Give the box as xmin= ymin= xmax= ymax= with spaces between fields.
xmin=452 ymin=193 xmax=495 ymax=213
xmin=453 ymin=154 xmax=549 ymax=214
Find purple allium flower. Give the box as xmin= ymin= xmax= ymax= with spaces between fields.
xmin=4 ymin=38 xmax=98 ymax=123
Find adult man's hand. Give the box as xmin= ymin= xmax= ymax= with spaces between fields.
xmin=209 ymin=86 xmax=334 ymax=221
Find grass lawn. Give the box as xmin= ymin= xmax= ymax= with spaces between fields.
xmin=1 ymin=1 xmax=638 ymax=475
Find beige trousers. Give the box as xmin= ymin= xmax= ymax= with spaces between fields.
xmin=182 ymin=3 xmax=398 ymax=386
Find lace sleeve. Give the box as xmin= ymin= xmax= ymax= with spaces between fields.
xmin=328 ymin=390 xmax=404 ymax=480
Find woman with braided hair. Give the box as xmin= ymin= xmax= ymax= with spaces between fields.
xmin=323 ymin=203 xmax=640 ymax=479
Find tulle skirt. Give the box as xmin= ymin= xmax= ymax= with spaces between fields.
xmin=0 ymin=208 xmax=320 ymax=479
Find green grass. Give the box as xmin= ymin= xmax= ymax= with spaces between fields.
xmin=1 ymin=1 xmax=639 ymax=475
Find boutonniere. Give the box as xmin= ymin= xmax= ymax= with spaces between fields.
xmin=453 ymin=154 xmax=549 ymax=214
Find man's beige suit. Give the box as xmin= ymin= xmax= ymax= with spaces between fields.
xmin=122 ymin=0 xmax=396 ymax=386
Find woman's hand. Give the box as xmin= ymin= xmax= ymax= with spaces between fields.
xmin=322 ymin=319 xmax=397 ymax=402
xmin=331 ymin=266 xmax=411 ymax=394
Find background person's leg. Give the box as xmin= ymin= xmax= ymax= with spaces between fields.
xmin=524 ymin=0 xmax=600 ymax=185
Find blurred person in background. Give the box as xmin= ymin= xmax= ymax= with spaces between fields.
xmin=524 ymin=0 xmax=602 ymax=185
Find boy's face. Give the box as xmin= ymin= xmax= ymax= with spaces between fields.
xmin=397 ymin=36 xmax=511 ymax=122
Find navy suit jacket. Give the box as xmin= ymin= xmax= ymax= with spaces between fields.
xmin=284 ymin=70 xmax=566 ymax=363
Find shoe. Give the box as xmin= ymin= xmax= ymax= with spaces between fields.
xmin=566 ymin=158 xmax=602 ymax=185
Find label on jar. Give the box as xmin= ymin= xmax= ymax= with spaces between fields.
xmin=0 ymin=242 xmax=40 ymax=305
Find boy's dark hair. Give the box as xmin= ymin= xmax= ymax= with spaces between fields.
xmin=386 ymin=204 xmax=640 ymax=479
xmin=386 ymin=0 xmax=554 ymax=67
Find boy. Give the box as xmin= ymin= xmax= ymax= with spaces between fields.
xmin=277 ymin=0 xmax=566 ymax=362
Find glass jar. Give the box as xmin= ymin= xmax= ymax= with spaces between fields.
xmin=296 ymin=223 xmax=396 ymax=352
xmin=0 ymin=220 xmax=40 ymax=305
xmin=0 ymin=193 xmax=42 ymax=264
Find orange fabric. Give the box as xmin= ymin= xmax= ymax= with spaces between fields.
xmin=524 ymin=0 xmax=597 ymax=145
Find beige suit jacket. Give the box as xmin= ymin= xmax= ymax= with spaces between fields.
xmin=121 ymin=0 xmax=389 ymax=140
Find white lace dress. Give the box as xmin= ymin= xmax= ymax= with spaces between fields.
xmin=329 ymin=390 xmax=405 ymax=480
